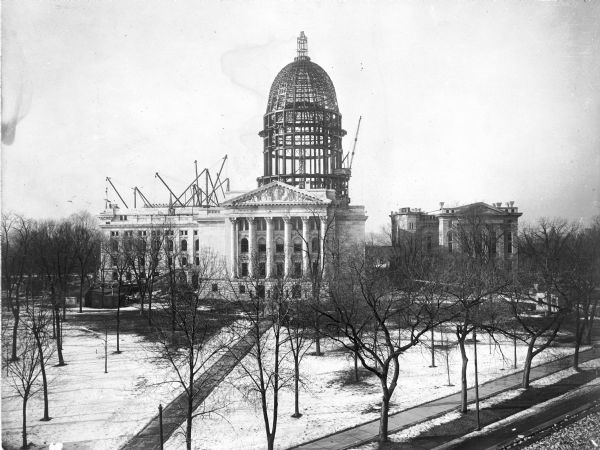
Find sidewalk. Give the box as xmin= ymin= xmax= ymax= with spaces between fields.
xmin=291 ymin=346 xmax=600 ymax=450
xmin=122 ymin=322 xmax=269 ymax=450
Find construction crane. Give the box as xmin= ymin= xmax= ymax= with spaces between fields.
xmin=132 ymin=187 xmax=154 ymax=208
xmin=349 ymin=115 xmax=361 ymax=170
xmin=106 ymin=177 xmax=129 ymax=209
xmin=342 ymin=116 xmax=362 ymax=170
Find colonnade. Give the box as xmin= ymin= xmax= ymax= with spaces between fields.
xmin=229 ymin=215 xmax=327 ymax=279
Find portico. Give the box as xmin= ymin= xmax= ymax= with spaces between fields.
xmin=223 ymin=181 xmax=331 ymax=280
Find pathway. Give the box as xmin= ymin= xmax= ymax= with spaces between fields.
xmin=122 ymin=321 xmax=269 ymax=450
xmin=291 ymin=346 xmax=600 ymax=450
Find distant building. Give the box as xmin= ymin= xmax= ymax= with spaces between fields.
xmin=390 ymin=201 xmax=522 ymax=265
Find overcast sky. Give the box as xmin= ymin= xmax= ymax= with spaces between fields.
xmin=2 ymin=0 xmax=599 ymax=231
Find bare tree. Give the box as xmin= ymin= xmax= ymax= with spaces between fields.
xmin=71 ymin=211 xmax=101 ymax=313
xmin=6 ymin=324 xmax=45 ymax=449
xmin=508 ymin=219 xmax=576 ymax=387
xmin=226 ymin=264 xmax=292 ymax=450
xmin=106 ymin=236 xmax=130 ymax=353
xmin=23 ymin=298 xmax=56 ymax=421
xmin=2 ymin=214 xmax=34 ymax=362
xmin=153 ymin=248 xmax=228 ymax=450
xmin=322 ymin=246 xmax=445 ymax=442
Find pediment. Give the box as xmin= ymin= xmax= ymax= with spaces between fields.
xmin=223 ymin=181 xmax=328 ymax=207
xmin=458 ymin=202 xmax=505 ymax=216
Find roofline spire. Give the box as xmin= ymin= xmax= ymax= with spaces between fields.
xmin=295 ymin=31 xmax=310 ymax=61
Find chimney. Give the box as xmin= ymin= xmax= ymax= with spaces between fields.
xmin=439 ymin=202 xmax=445 ymax=209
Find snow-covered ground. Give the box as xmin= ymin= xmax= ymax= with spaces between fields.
xmin=165 ymin=328 xmax=581 ymax=450
xmin=1 ymin=306 xmax=236 ymax=450
xmin=351 ymin=358 xmax=600 ymax=450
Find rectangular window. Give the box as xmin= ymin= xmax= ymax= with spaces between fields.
xmin=294 ymin=262 xmax=302 ymax=278
xmin=259 ymin=262 xmax=266 ymax=277
xmin=239 ymin=284 xmax=246 ymax=294
xmin=258 ymin=242 xmax=266 ymax=253
xmin=211 ymin=283 xmax=218 ymax=292
xmin=506 ymin=232 xmax=513 ymax=254
xmin=241 ymin=262 xmax=248 ymax=277
xmin=194 ymin=230 xmax=198 ymax=235
xmin=276 ymin=263 xmax=284 ymax=278
xmin=293 ymin=241 xmax=302 ymax=253
xmin=276 ymin=242 xmax=284 ymax=253
xmin=195 ymin=256 xmax=199 ymax=266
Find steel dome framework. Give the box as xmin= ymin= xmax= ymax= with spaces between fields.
xmin=258 ymin=32 xmax=351 ymax=200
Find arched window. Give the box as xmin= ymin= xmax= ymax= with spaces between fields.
xmin=241 ymin=238 xmax=249 ymax=253
xmin=311 ymin=237 xmax=319 ymax=253
xmin=181 ymin=239 xmax=187 ymax=251
xmin=167 ymin=239 xmax=174 ymax=252
xmin=258 ymin=238 xmax=266 ymax=253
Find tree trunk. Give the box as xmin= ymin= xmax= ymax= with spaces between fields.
xmin=292 ymin=362 xmax=300 ymax=417
xmin=354 ymin=345 xmax=359 ymax=382
xmin=22 ymin=395 xmax=28 ymax=450
xmin=11 ymin=310 xmax=19 ymax=361
xmin=267 ymin=433 xmax=275 ymax=450
xmin=430 ymin=327 xmax=436 ymax=367
xmin=186 ymin=389 xmax=193 ymax=450
xmin=79 ymin=268 xmax=85 ymax=313
xmin=378 ymin=392 xmax=391 ymax=442
xmin=35 ymin=334 xmax=50 ymax=421
xmin=459 ymin=337 xmax=468 ymax=413
xmin=116 ymin=284 xmax=121 ymax=353
xmin=314 ymin=313 xmax=322 ymax=356
xmin=147 ymin=288 xmax=153 ymax=325
xmin=55 ymin=305 xmax=66 ymax=366
xmin=522 ymin=343 xmax=534 ymax=389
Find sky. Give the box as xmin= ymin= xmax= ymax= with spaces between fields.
xmin=2 ymin=0 xmax=599 ymax=232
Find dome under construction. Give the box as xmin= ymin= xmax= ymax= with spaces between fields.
xmin=258 ymin=32 xmax=351 ymax=200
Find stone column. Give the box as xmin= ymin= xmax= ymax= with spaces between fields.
xmin=320 ymin=216 xmax=327 ymax=276
xmin=283 ymin=216 xmax=291 ymax=277
xmin=302 ymin=216 xmax=310 ymax=277
xmin=188 ymin=228 xmax=195 ymax=264
xmin=229 ymin=218 xmax=237 ymax=278
xmin=248 ymin=217 xmax=255 ymax=277
xmin=265 ymin=217 xmax=273 ymax=278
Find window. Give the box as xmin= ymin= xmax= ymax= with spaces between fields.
xmin=111 ymin=231 xmax=119 ymax=237
xmin=506 ymin=232 xmax=513 ymax=254
xmin=112 ymin=271 xmax=118 ymax=281
xmin=310 ymin=218 xmax=320 ymax=231
xmin=239 ymin=284 xmax=246 ymax=294
xmin=119 ymin=215 xmax=128 ymax=221
xmin=447 ymin=231 xmax=453 ymax=253
xmin=195 ymin=240 xmax=199 ymax=251
xmin=257 ymin=284 xmax=265 ymax=299
xmin=294 ymin=262 xmax=302 ymax=278
xmin=192 ymin=274 xmax=199 ymax=289
xmin=181 ymin=239 xmax=187 ymax=251
xmin=137 ymin=230 xmax=147 ymax=236
xmin=241 ymin=238 xmax=249 ymax=253
xmin=312 ymin=261 xmax=319 ymax=274
xmin=194 ymin=230 xmax=198 ymax=235
xmin=167 ymin=240 xmax=174 ymax=252
xmin=211 ymin=283 xmax=218 ymax=292
xmin=311 ymin=238 xmax=319 ymax=253
xmin=275 ymin=239 xmax=284 ymax=254
xmin=258 ymin=238 xmax=266 ymax=253
xmin=274 ymin=218 xmax=284 ymax=231
xmin=111 ymin=240 xmax=118 ymax=252
xmin=426 ymin=235 xmax=432 ymax=251
xmin=292 ymin=218 xmax=302 ymax=231
xmin=241 ymin=262 xmax=248 ymax=277
xmin=180 ymin=230 xmax=187 ymax=235
xmin=111 ymin=255 xmax=117 ymax=266
xmin=293 ymin=239 xmax=302 ymax=253
xmin=256 ymin=218 xmax=267 ymax=231
xmin=168 ymin=256 xmax=173 ymax=266
xmin=195 ymin=256 xmax=199 ymax=266
xmin=125 ymin=230 xmax=133 ymax=237
xmin=182 ymin=256 xmax=187 ymax=266
xmin=276 ymin=263 xmax=284 ymax=278
xmin=292 ymin=284 xmax=302 ymax=299
xmin=239 ymin=219 xmax=249 ymax=231
xmin=490 ymin=231 xmax=497 ymax=255
xmin=259 ymin=262 xmax=266 ymax=277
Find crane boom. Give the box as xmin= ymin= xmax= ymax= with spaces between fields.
xmin=349 ymin=115 xmax=362 ymax=170
xmin=106 ymin=177 xmax=129 ymax=209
